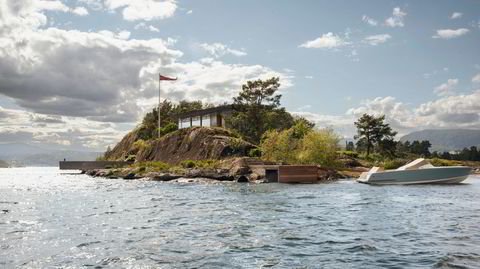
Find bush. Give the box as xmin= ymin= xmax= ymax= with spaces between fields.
xmin=133 ymin=161 xmax=171 ymax=171
xmin=179 ymin=160 xmax=220 ymax=169
xmin=297 ymin=129 xmax=340 ymax=168
xmin=429 ymin=158 xmax=459 ymax=167
xmin=248 ymin=148 xmax=262 ymax=157
xmin=133 ymin=139 xmax=148 ymax=151
xmin=260 ymin=129 xmax=298 ymax=163
xmin=159 ymin=122 xmax=178 ymax=136
xmin=337 ymin=150 xmax=359 ymax=158
xmin=260 ymin=127 xmax=340 ymax=168
xmin=125 ymin=155 xmax=136 ymax=162
xmin=383 ymin=159 xmax=407 ymax=170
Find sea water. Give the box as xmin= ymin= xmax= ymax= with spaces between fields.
xmin=1 ymin=167 xmax=480 ymax=268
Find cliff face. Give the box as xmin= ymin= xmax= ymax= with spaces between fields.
xmin=106 ymin=127 xmax=255 ymax=164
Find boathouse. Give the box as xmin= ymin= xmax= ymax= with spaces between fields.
xmin=176 ymin=105 xmax=235 ymax=129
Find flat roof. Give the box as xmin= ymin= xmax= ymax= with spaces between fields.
xmin=175 ymin=105 xmax=235 ymax=119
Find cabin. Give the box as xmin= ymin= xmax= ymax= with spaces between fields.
xmin=176 ymin=105 xmax=234 ymax=129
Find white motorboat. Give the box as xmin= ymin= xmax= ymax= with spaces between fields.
xmin=357 ymin=158 xmax=472 ymax=185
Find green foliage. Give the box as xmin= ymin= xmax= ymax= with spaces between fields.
xmin=291 ymin=117 xmax=315 ymax=139
xmin=429 ymin=158 xmax=459 ymax=167
xmin=354 ymin=114 xmax=398 ymax=157
xmin=228 ymin=137 xmax=247 ymax=151
xmin=133 ymin=139 xmax=148 ymax=151
xmin=260 ymin=128 xmax=299 ymax=164
xmin=345 ymin=141 xmax=355 ymax=151
xmin=179 ymin=160 xmax=220 ymax=169
xmin=133 ymin=161 xmax=172 ymax=171
xmin=260 ymin=127 xmax=340 ymax=168
xmin=228 ymin=77 xmax=298 ymax=144
xmin=397 ymin=140 xmax=432 ymax=157
xmin=138 ymin=100 xmax=206 ymax=140
xmin=248 ymin=148 xmax=262 ymax=157
xmin=383 ymin=159 xmax=407 ymax=170
xmin=337 ymin=150 xmax=359 ymax=158
xmin=158 ymin=122 xmax=178 ymax=137
xmin=297 ymin=129 xmax=340 ymax=167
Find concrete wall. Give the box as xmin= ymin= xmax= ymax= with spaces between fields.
xmin=59 ymin=161 xmax=133 ymax=170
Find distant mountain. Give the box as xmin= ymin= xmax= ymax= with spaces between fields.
xmin=400 ymin=129 xmax=480 ymax=153
xmin=0 ymin=143 xmax=102 ymax=167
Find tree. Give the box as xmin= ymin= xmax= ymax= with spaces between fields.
xmin=228 ymin=77 xmax=296 ymax=144
xmin=354 ymin=114 xmax=397 ymax=157
xmin=345 ymin=141 xmax=355 ymax=151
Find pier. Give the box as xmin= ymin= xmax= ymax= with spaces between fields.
xmin=59 ymin=161 xmax=133 ymax=170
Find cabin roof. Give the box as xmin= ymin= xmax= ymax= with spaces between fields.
xmin=175 ymin=105 xmax=235 ymax=119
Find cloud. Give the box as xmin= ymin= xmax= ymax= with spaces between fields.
xmin=450 ymin=12 xmax=463 ymax=20
xmin=297 ymin=105 xmax=311 ymax=111
xmin=432 ymin=28 xmax=469 ymax=39
xmin=104 ymin=0 xmax=177 ymax=21
xmin=198 ymin=43 xmax=247 ymax=57
xmin=473 ymin=73 xmax=480 ymax=83
xmin=134 ymin=22 xmax=160 ymax=32
xmin=363 ymin=34 xmax=391 ymax=46
xmin=187 ymin=10 xmax=193 ymax=15
xmin=434 ymin=78 xmax=459 ymax=96
xmin=299 ymin=32 xmax=348 ymax=49
xmin=71 ymin=6 xmax=89 ymax=16
xmin=304 ymin=75 xmax=314 ymax=79
xmin=385 ymin=7 xmax=407 ymax=28
xmin=362 ymin=15 xmax=378 ymax=26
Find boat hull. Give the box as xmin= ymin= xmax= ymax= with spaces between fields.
xmin=357 ymin=167 xmax=472 ymax=185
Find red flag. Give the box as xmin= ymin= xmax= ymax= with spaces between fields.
xmin=159 ymin=74 xmax=177 ymax=81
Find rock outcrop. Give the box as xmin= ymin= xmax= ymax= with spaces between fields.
xmin=106 ymin=127 xmax=256 ymax=164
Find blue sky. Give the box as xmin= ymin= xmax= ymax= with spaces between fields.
xmin=0 ymin=0 xmax=479 ymax=150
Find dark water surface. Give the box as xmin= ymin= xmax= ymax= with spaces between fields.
xmin=1 ymin=167 xmax=480 ymax=268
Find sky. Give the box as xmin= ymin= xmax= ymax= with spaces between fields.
xmin=0 ymin=0 xmax=480 ymax=151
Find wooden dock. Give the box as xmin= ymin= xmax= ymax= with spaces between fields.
xmin=59 ymin=161 xmax=133 ymax=170
xmin=252 ymin=165 xmax=319 ymax=183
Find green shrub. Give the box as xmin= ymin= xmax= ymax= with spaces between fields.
xmin=96 ymin=155 xmax=107 ymax=161
xmin=159 ymin=122 xmax=178 ymax=136
xmin=248 ymin=148 xmax=262 ymax=157
xmin=297 ymin=128 xmax=340 ymax=168
xmin=134 ymin=161 xmax=171 ymax=171
xmin=133 ymin=139 xmax=148 ymax=151
xmin=383 ymin=159 xmax=407 ymax=170
xmin=180 ymin=160 xmax=196 ymax=168
xmin=260 ymin=127 xmax=340 ymax=168
xmin=429 ymin=158 xmax=458 ymax=167
xmin=337 ymin=150 xmax=359 ymax=158
xmin=179 ymin=159 xmax=220 ymax=169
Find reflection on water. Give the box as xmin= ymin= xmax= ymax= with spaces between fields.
xmin=1 ymin=167 xmax=480 ymax=268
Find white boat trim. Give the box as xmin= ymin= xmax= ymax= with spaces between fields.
xmin=358 ymin=175 xmax=469 ymax=185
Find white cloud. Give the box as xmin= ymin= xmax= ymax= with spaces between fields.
xmin=363 ymin=34 xmax=391 ymax=46
xmin=104 ymin=0 xmax=177 ymax=21
xmin=432 ymin=28 xmax=469 ymax=39
xmin=71 ymin=6 xmax=89 ymax=16
xmin=299 ymin=32 xmax=348 ymax=49
xmin=134 ymin=22 xmax=159 ymax=32
xmin=472 ymin=73 xmax=480 ymax=83
xmin=450 ymin=12 xmax=463 ymax=19
xmin=117 ymin=30 xmax=131 ymax=39
xmin=187 ymin=10 xmax=193 ymax=15
xmin=305 ymin=75 xmax=314 ymax=79
xmin=362 ymin=15 xmax=378 ymax=26
xmin=434 ymin=78 xmax=459 ymax=96
xmin=385 ymin=7 xmax=407 ymax=28
xmin=198 ymin=43 xmax=247 ymax=57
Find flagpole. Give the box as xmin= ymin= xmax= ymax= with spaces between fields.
xmin=158 ymin=73 xmax=161 ymax=139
